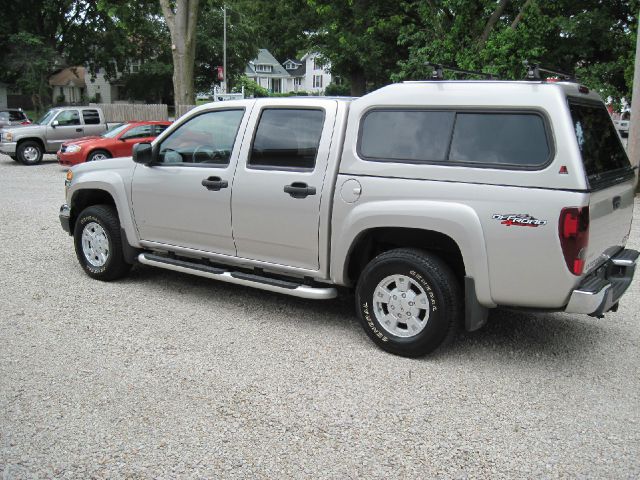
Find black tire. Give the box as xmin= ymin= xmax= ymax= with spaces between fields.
xmin=73 ymin=204 xmax=131 ymax=281
xmin=355 ymin=248 xmax=462 ymax=357
xmin=87 ymin=150 xmax=111 ymax=162
xmin=17 ymin=140 xmax=43 ymax=165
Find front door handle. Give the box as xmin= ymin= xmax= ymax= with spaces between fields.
xmin=75 ymin=128 xmax=83 ymax=132
xmin=202 ymin=176 xmax=228 ymax=191
xmin=284 ymin=182 xmax=316 ymax=199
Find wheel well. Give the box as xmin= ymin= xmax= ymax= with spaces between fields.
xmin=17 ymin=137 xmax=45 ymax=153
xmin=69 ymin=189 xmax=117 ymax=232
xmin=345 ymin=227 xmax=465 ymax=285
xmin=88 ymin=148 xmax=111 ymax=158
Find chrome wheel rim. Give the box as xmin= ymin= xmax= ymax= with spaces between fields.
xmin=23 ymin=146 xmax=39 ymax=162
xmin=90 ymin=153 xmax=107 ymax=161
xmin=81 ymin=222 xmax=109 ymax=267
xmin=373 ymin=274 xmax=431 ymax=338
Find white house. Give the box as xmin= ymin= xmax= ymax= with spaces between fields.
xmin=246 ymin=49 xmax=333 ymax=94
xmin=245 ymin=49 xmax=293 ymax=94
xmin=299 ymin=52 xmax=332 ymax=94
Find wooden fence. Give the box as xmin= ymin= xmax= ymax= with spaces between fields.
xmin=89 ymin=103 xmax=168 ymax=122
xmin=176 ymin=105 xmax=197 ymax=119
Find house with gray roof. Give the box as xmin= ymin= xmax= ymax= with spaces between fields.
xmin=245 ymin=49 xmax=293 ymax=94
xmin=246 ymin=49 xmax=333 ymax=94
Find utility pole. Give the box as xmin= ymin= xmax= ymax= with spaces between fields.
xmin=223 ymin=4 xmax=227 ymax=93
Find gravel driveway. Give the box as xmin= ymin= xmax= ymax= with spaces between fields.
xmin=1 ymin=155 xmax=639 ymax=479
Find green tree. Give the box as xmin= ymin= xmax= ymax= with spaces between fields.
xmin=195 ymin=1 xmax=259 ymax=93
xmin=308 ymin=0 xmax=408 ymax=95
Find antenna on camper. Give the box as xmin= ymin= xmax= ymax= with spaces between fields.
xmin=523 ymin=60 xmax=576 ymax=81
xmin=425 ymin=62 xmax=498 ymax=80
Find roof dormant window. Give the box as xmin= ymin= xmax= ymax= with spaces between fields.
xmin=255 ymin=64 xmax=273 ymax=73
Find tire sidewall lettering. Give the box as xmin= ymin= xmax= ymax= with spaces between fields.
xmin=78 ymin=215 xmax=111 ymax=274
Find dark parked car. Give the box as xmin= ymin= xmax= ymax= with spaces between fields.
xmin=0 ymin=109 xmax=31 ymax=128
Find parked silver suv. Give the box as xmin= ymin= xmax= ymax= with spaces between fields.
xmin=59 ymin=80 xmax=638 ymax=357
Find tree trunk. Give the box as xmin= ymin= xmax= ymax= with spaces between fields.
xmin=159 ymin=0 xmax=200 ymax=109
xmin=350 ymin=69 xmax=366 ymax=96
xmin=630 ymin=12 xmax=640 ymax=192
xmin=478 ymin=0 xmax=510 ymax=46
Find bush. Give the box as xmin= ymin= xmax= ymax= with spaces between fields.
xmin=324 ymin=83 xmax=351 ymax=96
xmin=233 ymin=76 xmax=269 ymax=98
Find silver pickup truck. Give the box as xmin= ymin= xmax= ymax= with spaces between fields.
xmin=0 ymin=106 xmax=111 ymax=165
xmin=59 ymin=80 xmax=638 ymax=357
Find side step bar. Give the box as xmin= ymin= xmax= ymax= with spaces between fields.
xmin=137 ymin=253 xmax=338 ymax=300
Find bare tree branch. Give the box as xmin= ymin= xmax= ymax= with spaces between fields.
xmin=478 ymin=0 xmax=510 ymax=46
xmin=511 ymin=0 xmax=533 ymax=29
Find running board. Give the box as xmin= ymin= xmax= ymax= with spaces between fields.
xmin=137 ymin=253 xmax=337 ymax=300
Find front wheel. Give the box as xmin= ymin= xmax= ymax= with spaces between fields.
xmin=355 ymin=248 xmax=462 ymax=357
xmin=73 ymin=205 xmax=131 ymax=281
xmin=87 ymin=149 xmax=111 ymax=162
xmin=17 ymin=141 xmax=43 ymax=165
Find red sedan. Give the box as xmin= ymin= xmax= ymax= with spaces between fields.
xmin=57 ymin=121 xmax=171 ymax=166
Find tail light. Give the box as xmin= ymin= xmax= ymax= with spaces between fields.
xmin=559 ymin=206 xmax=590 ymax=275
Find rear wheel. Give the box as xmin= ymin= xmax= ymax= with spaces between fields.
xmin=355 ymin=248 xmax=462 ymax=357
xmin=73 ymin=205 xmax=131 ymax=281
xmin=87 ymin=150 xmax=111 ymax=162
xmin=17 ymin=141 xmax=43 ymax=165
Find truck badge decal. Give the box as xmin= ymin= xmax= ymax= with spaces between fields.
xmin=492 ymin=214 xmax=547 ymax=227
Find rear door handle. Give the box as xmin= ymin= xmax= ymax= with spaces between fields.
xmin=76 ymin=128 xmax=83 ymax=132
xmin=284 ymin=182 xmax=316 ymax=199
xmin=202 ymin=176 xmax=228 ymax=191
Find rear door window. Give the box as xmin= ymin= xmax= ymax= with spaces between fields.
xmin=82 ymin=109 xmax=101 ymax=125
xmin=249 ymin=108 xmax=325 ymax=169
xmin=568 ymin=100 xmax=631 ymax=184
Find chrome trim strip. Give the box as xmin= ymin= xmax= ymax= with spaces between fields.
xmin=138 ymin=253 xmax=337 ymax=300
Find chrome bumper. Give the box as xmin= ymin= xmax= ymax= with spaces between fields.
xmin=59 ymin=204 xmax=71 ymax=234
xmin=565 ymin=249 xmax=638 ymax=317
xmin=0 ymin=142 xmax=17 ymax=155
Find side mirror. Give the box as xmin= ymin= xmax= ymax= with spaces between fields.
xmin=52 ymin=120 xmax=59 ymax=128
xmin=133 ymin=142 xmax=154 ymax=165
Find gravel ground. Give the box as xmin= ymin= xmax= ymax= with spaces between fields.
xmin=1 ymin=155 xmax=639 ymax=479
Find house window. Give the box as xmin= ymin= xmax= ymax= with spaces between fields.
xmin=313 ymin=57 xmax=324 ymax=71
xmin=313 ymin=75 xmax=323 ymax=89
xmin=294 ymin=77 xmax=303 ymax=86
xmin=131 ymin=61 xmax=140 ymax=73
xmin=255 ymin=64 xmax=273 ymax=73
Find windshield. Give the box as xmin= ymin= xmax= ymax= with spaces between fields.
xmin=569 ymin=100 xmax=631 ymax=184
xmin=36 ymin=110 xmax=57 ymax=125
xmin=101 ymin=123 xmax=127 ymax=138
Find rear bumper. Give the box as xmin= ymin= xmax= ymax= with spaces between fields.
xmin=565 ymin=249 xmax=638 ymax=317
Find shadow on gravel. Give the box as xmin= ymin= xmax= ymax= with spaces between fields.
xmin=125 ymin=264 xmax=356 ymax=328
xmin=125 ymin=264 xmax=606 ymax=363
xmin=441 ymin=308 xmax=605 ymax=364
